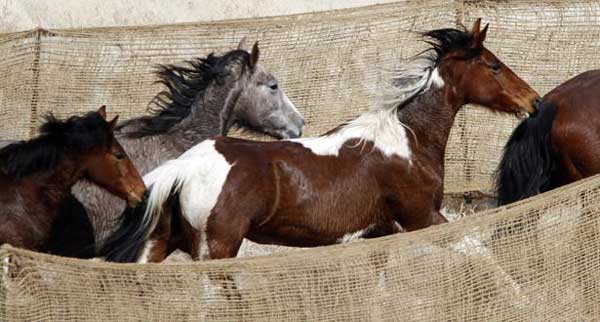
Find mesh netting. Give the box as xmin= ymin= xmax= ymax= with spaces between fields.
xmin=2 ymin=0 xmax=600 ymax=321
xmin=2 ymin=175 xmax=599 ymax=321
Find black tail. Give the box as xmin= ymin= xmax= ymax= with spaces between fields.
xmin=496 ymin=102 xmax=559 ymax=206
xmin=47 ymin=194 xmax=96 ymax=258
xmin=99 ymin=191 xmax=153 ymax=262
xmin=99 ymin=189 xmax=182 ymax=263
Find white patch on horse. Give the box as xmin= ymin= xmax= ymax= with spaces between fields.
xmin=137 ymin=240 xmax=155 ymax=264
xmin=177 ymin=142 xmax=231 ymax=227
xmin=291 ymin=57 xmax=444 ymax=161
xmin=175 ymin=141 xmax=232 ymax=259
xmin=292 ymin=108 xmax=412 ymax=160
xmin=142 ymin=140 xmax=233 ymax=260
xmin=338 ymin=229 xmax=365 ymax=244
xmin=179 ymin=205 xmax=210 ymax=260
xmin=337 ymin=225 xmax=374 ymax=244
xmin=429 ymin=68 xmax=445 ymax=88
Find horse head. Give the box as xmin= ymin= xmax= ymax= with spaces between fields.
xmin=429 ymin=18 xmax=540 ymax=118
xmin=81 ymin=106 xmax=146 ymax=207
xmin=224 ymin=40 xmax=305 ymax=139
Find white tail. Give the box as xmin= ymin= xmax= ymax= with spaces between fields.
xmin=141 ymin=159 xmax=191 ymax=235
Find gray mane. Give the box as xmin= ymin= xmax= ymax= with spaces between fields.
xmin=118 ymin=49 xmax=250 ymax=138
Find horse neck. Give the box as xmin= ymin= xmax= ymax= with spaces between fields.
xmin=170 ymin=76 xmax=240 ymax=143
xmin=398 ymin=85 xmax=463 ymax=166
xmin=115 ymin=78 xmax=240 ymax=170
xmin=33 ymin=154 xmax=84 ymax=206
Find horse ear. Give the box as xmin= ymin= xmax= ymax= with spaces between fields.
xmin=237 ymin=36 xmax=248 ymax=50
xmin=478 ymin=23 xmax=489 ymax=44
xmin=471 ymin=18 xmax=488 ymax=46
xmin=97 ymin=105 xmax=107 ymax=119
xmin=108 ymin=115 xmax=119 ymax=131
xmin=249 ymin=41 xmax=260 ymax=70
xmin=471 ymin=18 xmax=482 ymax=36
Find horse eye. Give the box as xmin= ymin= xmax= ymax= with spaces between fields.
xmin=490 ymin=62 xmax=501 ymax=73
xmin=269 ymin=83 xmax=278 ymax=90
xmin=115 ymin=152 xmax=126 ymax=160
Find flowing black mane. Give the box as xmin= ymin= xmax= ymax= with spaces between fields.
xmin=120 ymin=49 xmax=251 ymax=138
xmin=0 ymin=111 xmax=111 ymax=179
xmin=423 ymin=26 xmax=480 ymax=64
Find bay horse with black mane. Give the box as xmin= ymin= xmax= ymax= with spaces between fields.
xmin=497 ymin=70 xmax=600 ymax=205
xmin=0 ymin=106 xmax=146 ymax=254
xmin=49 ymin=40 xmax=304 ymax=257
xmin=102 ymin=19 xmax=539 ymax=263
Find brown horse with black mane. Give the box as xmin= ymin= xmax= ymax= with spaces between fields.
xmin=0 ymin=106 xmax=146 ymax=254
xmin=497 ymin=70 xmax=600 ymax=205
xmin=102 ymin=19 xmax=539 ymax=263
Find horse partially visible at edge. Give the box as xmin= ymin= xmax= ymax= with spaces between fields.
xmin=0 ymin=106 xmax=146 ymax=254
xmin=496 ymin=69 xmax=600 ymax=205
xmin=53 ymin=40 xmax=304 ymax=257
xmin=102 ymin=19 xmax=539 ymax=263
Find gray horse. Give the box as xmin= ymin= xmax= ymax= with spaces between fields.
xmin=65 ymin=40 xmax=304 ymax=251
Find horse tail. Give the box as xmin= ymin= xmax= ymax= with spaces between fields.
xmin=48 ymin=194 xmax=96 ymax=259
xmin=100 ymin=160 xmax=190 ymax=262
xmin=496 ymin=101 xmax=559 ymax=206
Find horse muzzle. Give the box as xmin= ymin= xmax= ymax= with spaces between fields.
xmin=126 ymin=184 xmax=147 ymax=207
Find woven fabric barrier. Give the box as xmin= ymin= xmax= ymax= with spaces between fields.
xmin=1 ymin=174 xmax=599 ymax=321
xmin=2 ymin=1 xmax=600 ymax=321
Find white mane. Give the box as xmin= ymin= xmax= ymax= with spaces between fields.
xmin=292 ymin=52 xmax=444 ymax=160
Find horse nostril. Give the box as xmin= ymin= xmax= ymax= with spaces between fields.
xmin=285 ymin=128 xmax=301 ymax=139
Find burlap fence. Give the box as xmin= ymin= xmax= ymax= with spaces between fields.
xmin=1 ymin=0 xmax=600 ymax=321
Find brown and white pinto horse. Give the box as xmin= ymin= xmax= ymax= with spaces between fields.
xmin=0 ymin=106 xmax=146 ymax=254
xmin=102 ymin=19 xmax=539 ymax=263
xmin=497 ymin=70 xmax=600 ymax=205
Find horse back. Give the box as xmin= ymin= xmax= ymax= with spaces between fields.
xmin=212 ymin=137 xmax=415 ymax=246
